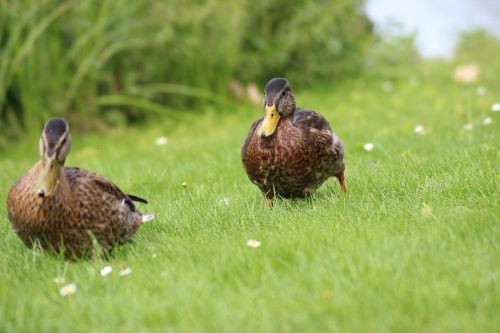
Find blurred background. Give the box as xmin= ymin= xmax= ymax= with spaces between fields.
xmin=1 ymin=0 xmax=499 ymax=146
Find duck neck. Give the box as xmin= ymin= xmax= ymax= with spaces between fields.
xmin=284 ymin=105 xmax=296 ymax=118
xmin=37 ymin=163 xmax=70 ymax=204
xmin=55 ymin=167 xmax=70 ymax=202
xmin=280 ymin=113 xmax=294 ymax=124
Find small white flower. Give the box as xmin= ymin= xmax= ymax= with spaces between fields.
xmin=363 ymin=143 xmax=374 ymax=152
xmin=100 ymin=266 xmax=112 ymax=277
xmin=155 ymin=136 xmax=168 ymax=146
xmin=483 ymin=117 xmax=492 ymax=125
xmin=463 ymin=123 xmax=473 ymax=131
xmin=119 ymin=268 xmax=132 ymax=276
xmin=59 ymin=283 xmax=76 ymax=297
xmin=219 ymin=198 xmax=230 ymax=206
xmin=53 ymin=276 xmax=65 ymax=284
xmin=491 ymin=103 xmax=500 ymax=112
xmin=414 ymin=125 xmax=425 ymax=135
xmin=476 ymin=86 xmax=486 ymax=96
xmin=246 ymin=239 xmax=261 ymax=248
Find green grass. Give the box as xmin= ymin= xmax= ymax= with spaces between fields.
xmin=0 ymin=71 xmax=498 ymax=332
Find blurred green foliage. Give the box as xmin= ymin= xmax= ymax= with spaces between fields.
xmin=454 ymin=30 xmax=500 ymax=78
xmin=0 ymin=0 xmax=373 ymax=141
xmin=365 ymin=34 xmax=421 ymax=80
xmin=237 ymin=0 xmax=373 ymax=84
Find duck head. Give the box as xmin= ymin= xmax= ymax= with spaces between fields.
xmin=37 ymin=118 xmax=72 ymax=197
xmin=258 ymin=78 xmax=296 ymax=138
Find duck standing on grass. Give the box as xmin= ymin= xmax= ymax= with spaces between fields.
xmin=241 ymin=78 xmax=346 ymax=205
xmin=6 ymin=118 xmax=153 ymax=258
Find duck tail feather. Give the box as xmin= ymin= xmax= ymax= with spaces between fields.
xmin=127 ymin=194 xmax=148 ymax=204
xmin=141 ymin=214 xmax=155 ymax=223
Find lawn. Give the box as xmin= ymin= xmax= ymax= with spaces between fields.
xmin=0 ymin=70 xmax=498 ymax=332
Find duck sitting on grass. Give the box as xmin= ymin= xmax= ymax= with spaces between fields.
xmin=6 ymin=118 xmax=153 ymax=258
xmin=241 ymin=78 xmax=346 ymax=205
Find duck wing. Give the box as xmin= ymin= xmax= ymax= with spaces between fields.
xmin=293 ymin=108 xmax=344 ymax=161
xmin=241 ymin=118 xmax=262 ymax=159
xmin=293 ymin=108 xmax=332 ymax=132
xmin=64 ymin=167 xmax=147 ymax=211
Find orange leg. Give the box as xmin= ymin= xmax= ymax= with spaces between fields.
xmin=337 ymin=172 xmax=347 ymax=194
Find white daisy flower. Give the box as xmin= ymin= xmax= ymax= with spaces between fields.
xmin=476 ymin=86 xmax=486 ymax=96
xmin=246 ymin=239 xmax=261 ymax=248
xmin=363 ymin=143 xmax=374 ymax=152
xmin=483 ymin=117 xmax=492 ymax=125
xmin=59 ymin=283 xmax=76 ymax=297
xmin=491 ymin=103 xmax=500 ymax=112
xmin=463 ymin=123 xmax=473 ymax=131
xmin=119 ymin=268 xmax=132 ymax=276
xmin=155 ymin=136 xmax=168 ymax=146
xmin=100 ymin=266 xmax=112 ymax=277
xmin=414 ymin=125 xmax=425 ymax=135
xmin=219 ymin=198 xmax=230 ymax=206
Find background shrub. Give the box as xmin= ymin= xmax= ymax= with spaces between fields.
xmin=0 ymin=0 xmax=373 ymax=142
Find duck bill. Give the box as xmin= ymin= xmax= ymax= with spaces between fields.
xmin=257 ymin=105 xmax=280 ymax=138
xmin=36 ymin=155 xmax=59 ymax=197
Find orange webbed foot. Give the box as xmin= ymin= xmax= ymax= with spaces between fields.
xmin=337 ymin=172 xmax=347 ymax=194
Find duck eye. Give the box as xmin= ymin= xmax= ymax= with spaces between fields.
xmin=281 ymin=90 xmax=287 ymax=97
xmin=62 ymin=138 xmax=67 ymax=145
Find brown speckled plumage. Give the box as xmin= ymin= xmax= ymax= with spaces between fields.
xmin=241 ymin=78 xmax=345 ymax=201
xmin=6 ymin=118 xmax=150 ymax=258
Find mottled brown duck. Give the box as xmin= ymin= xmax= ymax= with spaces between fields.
xmin=241 ymin=78 xmax=346 ymax=204
xmin=6 ymin=118 xmax=153 ymax=258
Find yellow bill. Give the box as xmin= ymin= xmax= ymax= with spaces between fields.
xmin=36 ymin=155 xmax=59 ymax=197
xmin=257 ymin=105 xmax=280 ymax=138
